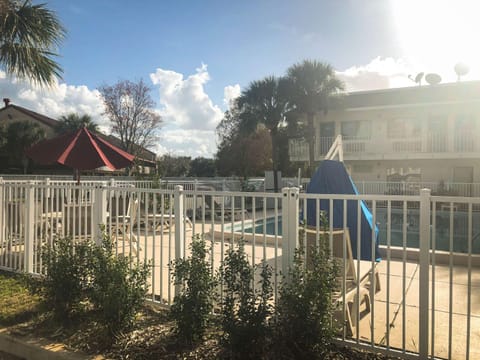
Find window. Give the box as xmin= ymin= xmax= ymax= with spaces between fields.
xmin=387 ymin=118 xmax=421 ymax=138
xmin=341 ymin=120 xmax=371 ymax=140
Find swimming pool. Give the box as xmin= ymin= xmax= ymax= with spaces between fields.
xmin=238 ymin=209 xmax=480 ymax=254
xmin=243 ymin=216 xmax=283 ymax=236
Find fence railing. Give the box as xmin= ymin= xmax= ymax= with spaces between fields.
xmin=0 ymin=180 xmax=479 ymax=359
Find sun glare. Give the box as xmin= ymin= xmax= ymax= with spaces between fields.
xmin=392 ymin=0 xmax=480 ymax=77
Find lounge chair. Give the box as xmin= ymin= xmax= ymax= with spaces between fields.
xmin=140 ymin=212 xmax=193 ymax=232
xmin=305 ymin=227 xmax=380 ymax=337
xmin=194 ymin=194 xmax=249 ymax=221
xmin=109 ymin=199 xmax=140 ymax=255
xmin=62 ymin=202 xmax=93 ymax=241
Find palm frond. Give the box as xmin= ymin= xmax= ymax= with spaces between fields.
xmin=0 ymin=0 xmax=65 ymax=86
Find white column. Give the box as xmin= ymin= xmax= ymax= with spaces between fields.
xmin=419 ymin=188 xmax=431 ymax=359
xmin=93 ymin=184 xmax=107 ymax=245
xmin=174 ymin=185 xmax=185 ymax=297
xmin=281 ymin=187 xmax=299 ymax=279
xmin=24 ymin=181 xmax=35 ymax=273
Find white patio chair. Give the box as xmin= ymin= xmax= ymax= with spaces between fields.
xmin=109 ymin=198 xmax=140 ymax=255
xmin=305 ymin=227 xmax=380 ymax=337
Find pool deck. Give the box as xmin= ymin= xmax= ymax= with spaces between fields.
xmin=126 ymin=223 xmax=480 ymax=360
xmin=2 ymin=220 xmax=478 ymax=359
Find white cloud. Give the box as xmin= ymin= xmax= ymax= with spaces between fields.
xmin=157 ymin=128 xmax=217 ymax=158
xmin=150 ymin=64 xmax=224 ymax=131
xmin=0 ymin=73 xmax=107 ymax=126
xmin=337 ymin=56 xmax=480 ymax=93
xmin=224 ymin=84 xmax=241 ymax=107
xmin=150 ymin=64 xmax=241 ymax=158
xmin=337 ymin=57 xmax=415 ymax=92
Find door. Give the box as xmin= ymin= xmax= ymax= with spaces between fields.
xmin=319 ymin=122 xmax=335 ymax=154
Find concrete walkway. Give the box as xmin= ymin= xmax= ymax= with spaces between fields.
xmin=356 ymin=260 xmax=480 ymax=360
xmin=119 ymin=225 xmax=480 ymax=360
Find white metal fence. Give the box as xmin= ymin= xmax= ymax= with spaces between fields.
xmin=0 ymin=179 xmax=479 ymax=359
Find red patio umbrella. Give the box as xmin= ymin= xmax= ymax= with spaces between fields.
xmin=25 ymin=127 xmax=135 ymax=183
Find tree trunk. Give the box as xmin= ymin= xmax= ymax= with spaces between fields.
xmin=307 ymin=112 xmax=315 ymax=176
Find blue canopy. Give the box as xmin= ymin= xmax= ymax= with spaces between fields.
xmin=306 ymin=160 xmax=381 ymax=261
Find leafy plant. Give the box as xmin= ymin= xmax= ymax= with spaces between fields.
xmin=219 ymin=240 xmax=273 ymax=359
xmin=169 ymin=235 xmax=216 ymax=345
xmin=89 ymin=230 xmax=150 ymax=336
xmin=38 ymin=236 xmax=92 ymax=321
xmin=274 ymin=229 xmax=339 ymax=359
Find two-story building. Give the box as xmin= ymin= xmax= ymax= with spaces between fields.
xmin=289 ymin=81 xmax=480 ymax=190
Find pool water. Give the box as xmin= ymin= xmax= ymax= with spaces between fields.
xmin=240 ymin=210 xmax=480 ymax=254
xmin=244 ymin=217 xmax=283 ymax=236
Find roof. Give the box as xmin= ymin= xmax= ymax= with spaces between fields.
xmin=343 ymin=80 xmax=480 ymax=109
xmin=98 ymin=133 xmax=157 ymax=164
xmin=0 ymin=104 xmax=58 ymax=127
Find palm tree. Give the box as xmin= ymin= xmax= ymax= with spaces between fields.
xmin=287 ymin=60 xmax=344 ymax=175
xmin=3 ymin=120 xmax=46 ymax=173
xmin=56 ymin=113 xmax=98 ymax=134
xmin=0 ymin=0 xmax=65 ymax=86
xmin=237 ymin=76 xmax=292 ymax=191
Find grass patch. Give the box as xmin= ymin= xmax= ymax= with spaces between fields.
xmin=0 ymin=270 xmax=42 ymax=326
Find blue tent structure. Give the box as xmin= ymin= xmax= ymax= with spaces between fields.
xmin=306 ymin=160 xmax=381 ymax=261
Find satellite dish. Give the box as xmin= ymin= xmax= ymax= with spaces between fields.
xmin=454 ymin=62 xmax=469 ymax=81
xmin=414 ymin=72 xmax=424 ymax=85
xmin=425 ymin=73 xmax=442 ymax=85
xmin=408 ymin=72 xmax=424 ymax=86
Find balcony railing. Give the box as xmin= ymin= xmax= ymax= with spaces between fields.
xmin=289 ymin=131 xmax=480 ymax=161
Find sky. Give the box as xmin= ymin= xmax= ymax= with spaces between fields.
xmin=2 ymin=0 xmax=480 ymax=158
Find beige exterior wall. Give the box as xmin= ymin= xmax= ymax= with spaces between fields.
xmin=0 ymin=107 xmax=56 ymax=137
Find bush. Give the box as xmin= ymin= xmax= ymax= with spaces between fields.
xmin=219 ymin=240 xmax=273 ymax=359
xmin=169 ymin=235 xmax=216 ymax=345
xmin=274 ymin=230 xmax=338 ymax=359
xmin=39 ymin=236 xmax=92 ymax=320
xmin=89 ymin=231 xmax=150 ymax=336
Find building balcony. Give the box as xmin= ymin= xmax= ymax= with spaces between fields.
xmin=289 ymin=132 xmax=479 ymax=162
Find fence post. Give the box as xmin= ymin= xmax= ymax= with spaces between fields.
xmin=0 ymin=178 xmax=3 ymax=247
xmin=93 ymin=183 xmax=107 ymax=245
xmin=281 ymin=187 xmax=299 ymax=278
xmin=44 ymin=177 xmax=50 ymax=199
xmin=174 ymin=185 xmax=185 ymax=297
xmin=24 ymin=181 xmax=35 ymax=273
xmin=419 ymin=188 xmax=431 ymax=359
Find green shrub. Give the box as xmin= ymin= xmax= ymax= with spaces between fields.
xmin=219 ymin=240 xmax=273 ymax=359
xmin=274 ymin=230 xmax=338 ymax=359
xmin=89 ymin=231 xmax=150 ymax=336
xmin=38 ymin=237 xmax=92 ymax=320
xmin=169 ymin=235 xmax=216 ymax=345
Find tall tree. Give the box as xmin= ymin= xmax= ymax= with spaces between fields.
xmin=216 ymin=106 xmax=272 ymax=177
xmin=189 ymin=157 xmax=216 ymax=177
xmin=56 ymin=113 xmax=98 ymax=134
xmin=287 ymin=60 xmax=344 ymax=175
xmin=99 ymin=79 xmax=162 ymax=158
xmin=0 ymin=0 xmax=65 ymax=86
xmin=236 ymin=76 xmax=292 ymax=191
xmin=157 ymin=154 xmax=191 ymax=177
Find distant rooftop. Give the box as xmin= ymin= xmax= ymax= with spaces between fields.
xmin=344 ymin=80 xmax=480 ymax=109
